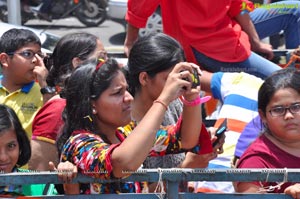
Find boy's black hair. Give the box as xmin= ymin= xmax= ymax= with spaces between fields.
xmin=0 ymin=104 xmax=31 ymax=167
xmin=0 ymin=28 xmax=41 ymax=53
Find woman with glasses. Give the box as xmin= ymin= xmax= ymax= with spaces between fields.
xmin=235 ymin=68 xmax=300 ymax=197
xmin=29 ymin=32 xmax=107 ymax=174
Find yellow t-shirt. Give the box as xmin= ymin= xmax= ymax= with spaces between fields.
xmin=0 ymin=80 xmax=43 ymax=139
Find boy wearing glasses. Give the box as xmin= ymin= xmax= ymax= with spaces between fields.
xmin=0 ymin=28 xmax=51 ymax=139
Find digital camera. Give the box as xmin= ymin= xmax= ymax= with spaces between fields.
xmin=183 ymin=68 xmax=200 ymax=88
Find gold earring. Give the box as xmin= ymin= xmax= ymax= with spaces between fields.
xmin=83 ymin=115 xmax=93 ymax=122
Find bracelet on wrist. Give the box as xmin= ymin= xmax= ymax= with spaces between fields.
xmin=179 ymin=95 xmax=211 ymax=106
xmin=153 ymin=99 xmax=168 ymax=110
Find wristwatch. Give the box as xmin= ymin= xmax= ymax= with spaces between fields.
xmin=40 ymin=86 xmax=56 ymax=95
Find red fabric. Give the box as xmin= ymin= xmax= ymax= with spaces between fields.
xmin=70 ymin=130 xmax=122 ymax=179
xmin=237 ymin=134 xmax=300 ymax=193
xmin=32 ymin=98 xmax=66 ymax=142
xmin=176 ymin=118 xmax=213 ymax=154
xmin=126 ymin=0 xmax=253 ymax=64
xmin=198 ymin=124 xmax=213 ymax=154
xmin=167 ymin=116 xmax=213 ymax=155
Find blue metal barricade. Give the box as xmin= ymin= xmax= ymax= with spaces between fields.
xmin=0 ymin=168 xmax=298 ymax=198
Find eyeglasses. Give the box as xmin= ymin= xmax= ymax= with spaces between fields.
xmin=7 ymin=50 xmax=45 ymax=59
xmin=268 ymin=103 xmax=300 ymax=117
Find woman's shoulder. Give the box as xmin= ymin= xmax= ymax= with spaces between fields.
xmin=237 ymin=134 xmax=296 ymax=168
xmin=61 ymin=130 xmax=111 ymax=161
xmin=71 ymin=130 xmax=103 ymax=141
xmin=237 ymin=135 xmax=269 ymax=165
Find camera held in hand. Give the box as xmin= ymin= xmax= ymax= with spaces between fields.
xmin=182 ymin=68 xmax=201 ymax=89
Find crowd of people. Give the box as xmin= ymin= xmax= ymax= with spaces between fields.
xmin=0 ymin=0 xmax=299 ymax=198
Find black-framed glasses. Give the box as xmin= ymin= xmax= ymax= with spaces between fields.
xmin=7 ymin=50 xmax=45 ymax=59
xmin=268 ymin=103 xmax=300 ymax=117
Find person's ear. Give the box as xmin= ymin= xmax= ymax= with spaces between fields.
xmin=72 ymin=57 xmax=82 ymax=68
xmin=0 ymin=53 xmax=9 ymax=68
xmin=139 ymin=72 xmax=149 ymax=86
xmin=258 ymin=109 xmax=267 ymax=124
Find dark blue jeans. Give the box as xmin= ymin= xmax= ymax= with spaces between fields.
xmin=193 ymin=49 xmax=281 ymax=79
xmin=251 ymin=0 xmax=300 ymax=49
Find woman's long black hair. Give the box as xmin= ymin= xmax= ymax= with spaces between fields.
xmin=127 ymin=33 xmax=185 ymax=96
xmin=56 ymin=58 xmax=121 ymax=153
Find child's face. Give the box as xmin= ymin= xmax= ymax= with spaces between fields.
xmin=0 ymin=129 xmax=19 ymax=173
xmin=5 ymin=43 xmax=42 ymax=84
xmin=261 ymin=88 xmax=300 ymax=144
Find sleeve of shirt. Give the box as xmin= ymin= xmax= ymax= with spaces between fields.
xmin=229 ymin=0 xmax=254 ymax=18
xmin=236 ymin=154 xmax=267 ymax=187
xmin=210 ymin=72 xmax=224 ymax=101
xmin=60 ymin=133 xmax=120 ymax=179
xmin=237 ymin=154 xmax=267 ymax=168
xmin=32 ymin=99 xmax=66 ymax=143
xmin=149 ymin=117 xmax=183 ymax=156
xmin=149 ymin=117 xmax=213 ymax=156
xmin=125 ymin=0 xmax=160 ymax=28
xmin=212 ymin=72 xmax=245 ymax=104
xmin=188 ymin=124 xmax=213 ymax=155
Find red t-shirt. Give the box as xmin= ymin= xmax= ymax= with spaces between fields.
xmin=126 ymin=0 xmax=253 ymax=63
xmin=237 ymin=134 xmax=300 ymax=193
xmin=32 ymin=98 xmax=66 ymax=144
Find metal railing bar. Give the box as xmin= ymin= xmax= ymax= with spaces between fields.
xmin=0 ymin=168 xmax=299 ymax=185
